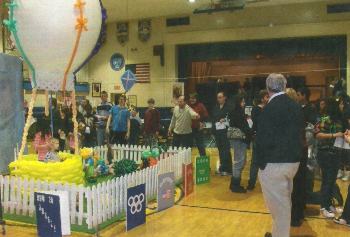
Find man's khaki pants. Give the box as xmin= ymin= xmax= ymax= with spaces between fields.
xmin=259 ymin=162 xmax=300 ymax=237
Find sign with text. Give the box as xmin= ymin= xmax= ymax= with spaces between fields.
xmin=34 ymin=191 xmax=70 ymax=237
xmin=196 ymin=156 xmax=210 ymax=185
xmin=157 ymin=172 xmax=175 ymax=211
xmin=126 ymin=184 xmax=146 ymax=231
xmin=182 ymin=163 xmax=194 ymax=197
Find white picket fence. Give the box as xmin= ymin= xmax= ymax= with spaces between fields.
xmin=94 ymin=144 xmax=182 ymax=164
xmin=2 ymin=146 xmax=192 ymax=230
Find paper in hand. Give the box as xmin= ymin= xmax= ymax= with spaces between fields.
xmin=215 ymin=122 xmax=226 ymax=130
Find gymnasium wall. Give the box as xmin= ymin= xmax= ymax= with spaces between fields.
xmin=87 ymin=17 xmax=173 ymax=107
xmin=86 ymin=1 xmax=350 ymax=107
xmin=0 ymin=32 xmax=3 ymax=53
xmin=4 ymin=1 xmax=350 ymax=107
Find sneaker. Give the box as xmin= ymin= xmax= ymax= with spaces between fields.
xmin=334 ymin=217 xmax=350 ymax=227
xmin=220 ymin=172 xmax=232 ymax=176
xmin=330 ymin=206 xmax=343 ymax=214
xmin=342 ymin=171 xmax=350 ymax=181
xmin=320 ymin=208 xmax=335 ymax=218
xmin=337 ymin=169 xmax=344 ymax=179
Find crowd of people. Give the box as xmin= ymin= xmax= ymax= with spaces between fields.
xmin=221 ymin=74 xmax=349 ymax=237
xmin=30 ymin=74 xmax=350 ymax=237
xmin=167 ymin=73 xmax=350 ymax=237
xmin=32 ymin=91 xmax=156 ymax=154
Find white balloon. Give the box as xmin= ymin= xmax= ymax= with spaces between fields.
xmin=13 ymin=0 xmax=102 ymax=91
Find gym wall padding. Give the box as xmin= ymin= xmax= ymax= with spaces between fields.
xmin=0 ymin=53 xmax=24 ymax=173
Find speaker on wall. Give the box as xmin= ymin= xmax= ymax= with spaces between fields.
xmin=153 ymin=45 xmax=164 ymax=66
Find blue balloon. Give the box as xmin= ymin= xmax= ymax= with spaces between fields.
xmin=87 ymin=158 xmax=94 ymax=166
xmin=121 ymin=70 xmax=137 ymax=92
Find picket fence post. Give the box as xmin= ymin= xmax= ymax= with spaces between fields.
xmin=78 ymin=185 xmax=84 ymax=225
xmin=86 ymin=186 xmax=93 ymax=229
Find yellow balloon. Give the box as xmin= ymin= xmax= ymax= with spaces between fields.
xmin=9 ymin=152 xmax=84 ymax=185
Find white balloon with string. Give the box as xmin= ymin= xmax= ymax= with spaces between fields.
xmin=13 ymin=0 xmax=102 ymax=91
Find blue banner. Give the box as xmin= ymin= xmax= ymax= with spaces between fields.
xmin=34 ymin=192 xmax=62 ymax=237
xmin=126 ymin=183 xmax=146 ymax=231
xmin=157 ymin=172 xmax=175 ymax=211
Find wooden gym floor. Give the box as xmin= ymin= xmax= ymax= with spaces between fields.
xmin=6 ymin=148 xmax=350 ymax=237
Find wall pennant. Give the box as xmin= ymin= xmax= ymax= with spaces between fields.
xmin=138 ymin=19 xmax=151 ymax=42
xmin=110 ymin=53 xmax=125 ymax=71
xmin=116 ymin=22 xmax=129 ymax=45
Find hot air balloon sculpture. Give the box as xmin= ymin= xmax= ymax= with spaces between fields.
xmin=4 ymin=0 xmax=104 ymax=183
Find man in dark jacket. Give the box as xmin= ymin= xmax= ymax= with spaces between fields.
xmin=290 ymin=87 xmax=317 ymax=226
xmin=212 ymin=92 xmax=232 ymax=175
xmin=256 ymin=73 xmax=304 ymax=237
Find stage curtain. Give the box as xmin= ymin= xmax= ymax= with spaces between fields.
xmin=188 ymin=62 xmax=212 ymax=94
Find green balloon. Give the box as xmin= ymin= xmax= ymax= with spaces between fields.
xmin=151 ymin=148 xmax=160 ymax=157
xmin=142 ymin=150 xmax=152 ymax=158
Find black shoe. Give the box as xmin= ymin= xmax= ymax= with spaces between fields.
xmin=291 ymin=219 xmax=303 ymax=227
xmin=247 ymin=183 xmax=255 ymax=191
xmin=264 ymin=232 xmax=272 ymax=237
xmin=231 ymin=185 xmax=247 ymax=193
xmin=230 ymin=177 xmax=247 ymax=193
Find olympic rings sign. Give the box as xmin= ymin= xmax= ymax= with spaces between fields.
xmin=128 ymin=193 xmax=145 ymax=215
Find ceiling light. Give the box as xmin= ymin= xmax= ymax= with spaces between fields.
xmin=189 ymin=0 xmax=196 ymax=3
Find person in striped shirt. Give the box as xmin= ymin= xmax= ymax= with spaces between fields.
xmin=44 ymin=138 xmax=61 ymax=163
xmin=95 ymin=91 xmax=112 ymax=146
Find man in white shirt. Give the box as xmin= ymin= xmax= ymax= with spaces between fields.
xmin=168 ymin=96 xmax=199 ymax=148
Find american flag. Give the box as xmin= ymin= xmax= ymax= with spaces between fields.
xmin=125 ymin=63 xmax=150 ymax=83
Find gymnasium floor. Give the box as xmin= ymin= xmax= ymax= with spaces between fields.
xmin=6 ymin=148 xmax=350 ymax=237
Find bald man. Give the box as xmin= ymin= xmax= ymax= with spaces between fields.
xmin=168 ymin=96 xmax=199 ymax=148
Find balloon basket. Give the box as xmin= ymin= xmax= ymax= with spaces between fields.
xmin=9 ymin=153 xmax=84 ymax=185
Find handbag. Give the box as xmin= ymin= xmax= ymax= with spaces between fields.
xmin=227 ymin=127 xmax=245 ymax=140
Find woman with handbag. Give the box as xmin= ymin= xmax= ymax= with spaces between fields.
xmin=228 ymin=95 xmax=252 ymax=193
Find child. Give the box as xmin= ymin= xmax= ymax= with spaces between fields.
xmin=129 ymin=109 xmax=141 ymax=145
xmin=44 ymin=138 xmax=60 ymax=162
xmin=83 ymin=104 xmax=96 ymax=148
xmin=144 ymin=98 xmax=160 ymax=147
